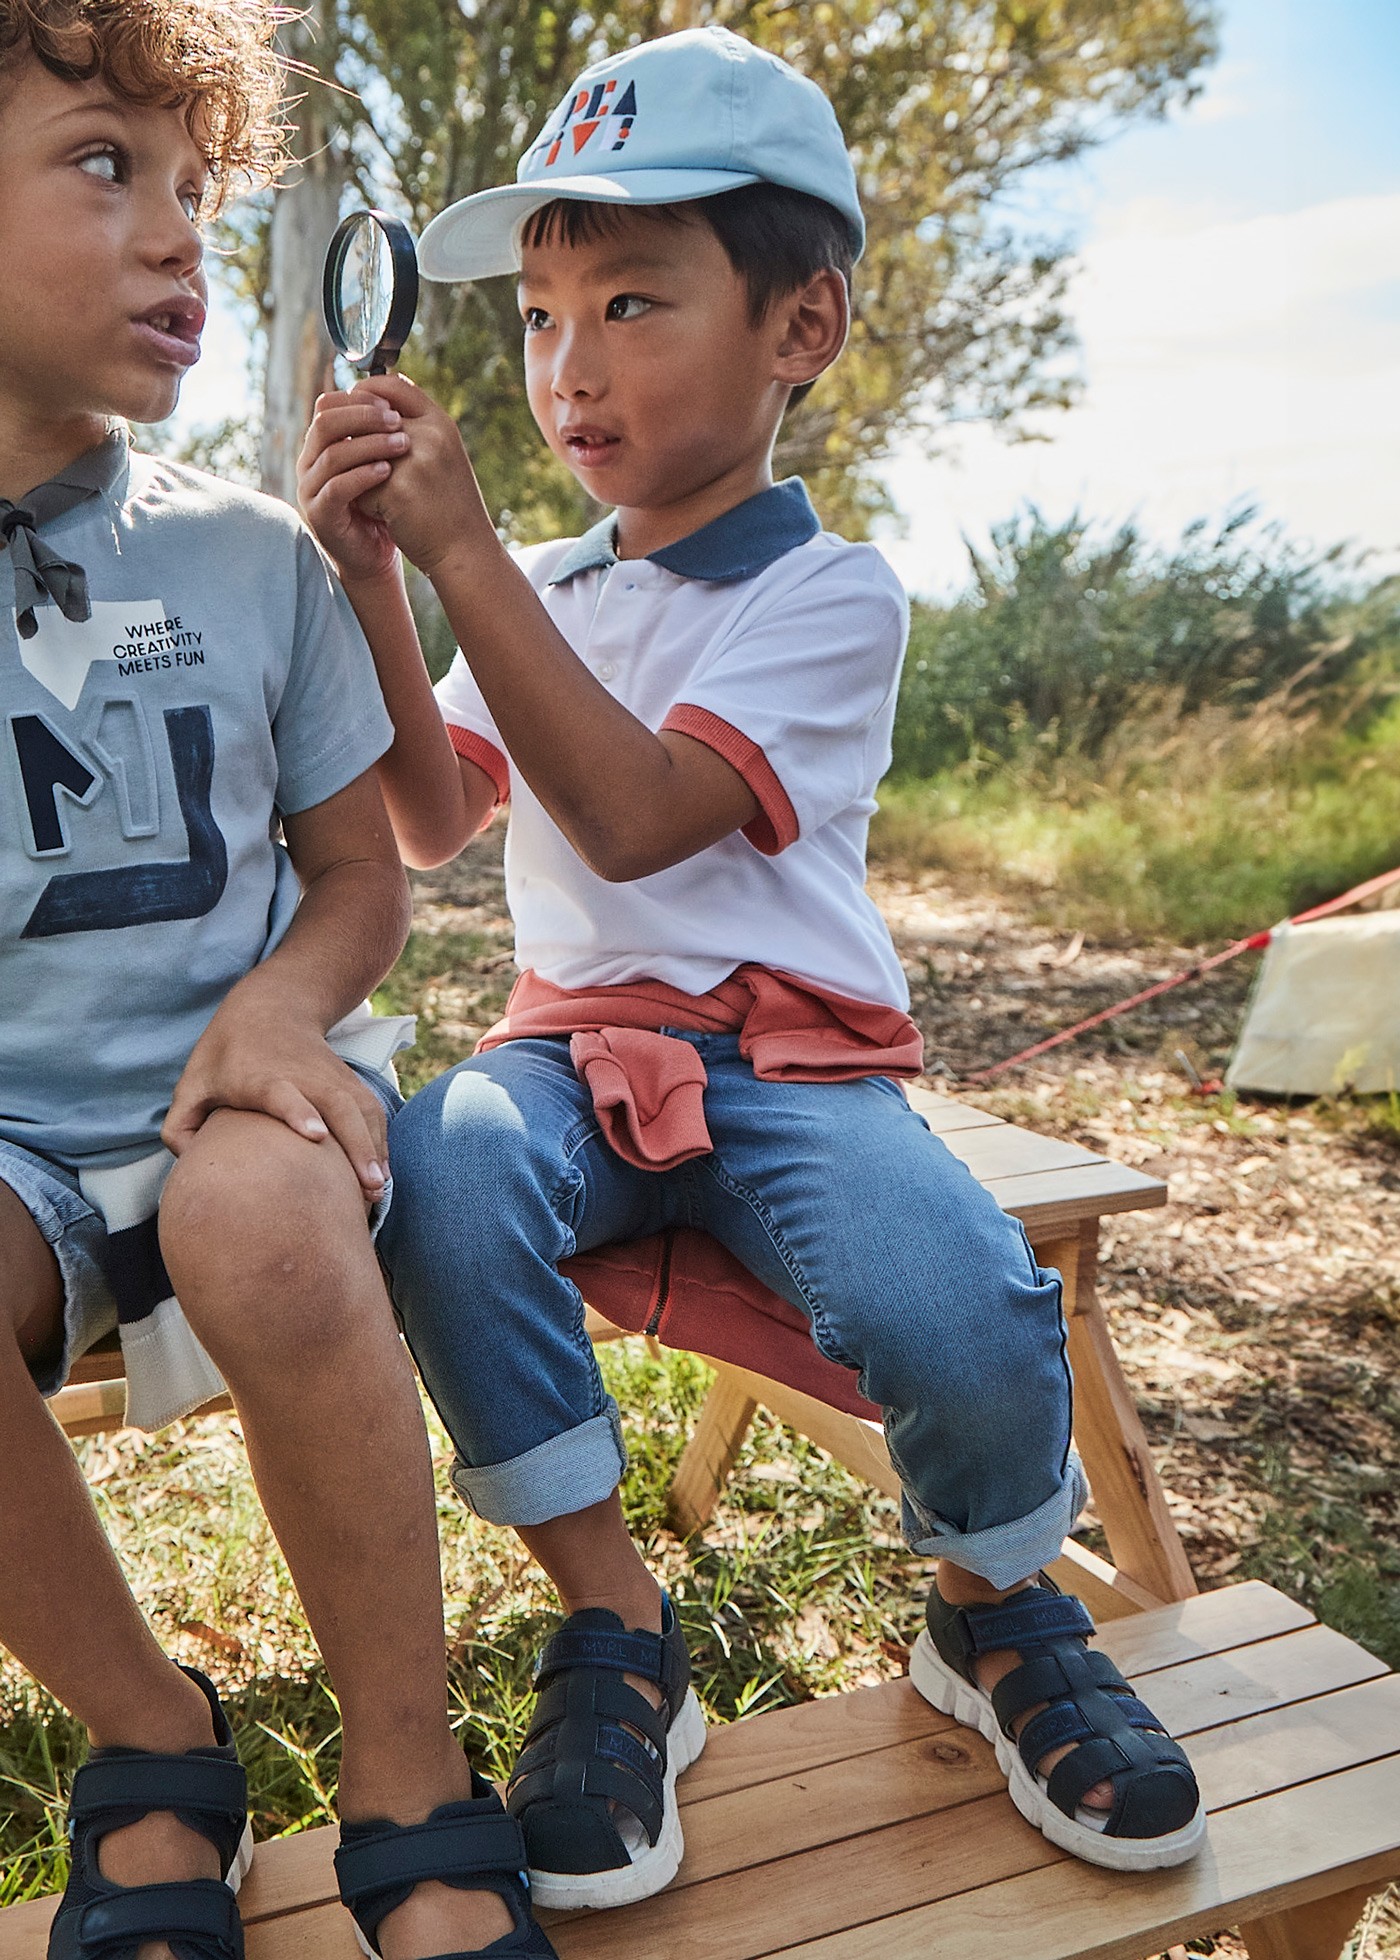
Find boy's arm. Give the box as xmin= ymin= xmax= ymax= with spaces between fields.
xmin=296 ymin=400 xmax=496 ymax=867
xmin=337 ymin=557 xmax=498 ymax=866
xmin=299 ymin=380 xmax=759 ymax=883
xmin=162 ymin=769 xmax=411 ymax=1198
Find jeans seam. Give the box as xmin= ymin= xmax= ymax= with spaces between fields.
xmin=700 ymin=1156 xmax=854 ymax=1369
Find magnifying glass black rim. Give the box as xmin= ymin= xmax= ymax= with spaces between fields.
xmin=323 ymin=209 xmax=419 ymax=372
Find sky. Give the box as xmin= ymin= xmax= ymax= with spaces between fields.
xmin=175 ymin=0 xmax=1400 ymax=600
xmin=876 ymin=0 xmax=1400 ymax=596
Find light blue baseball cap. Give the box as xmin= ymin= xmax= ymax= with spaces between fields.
xmin=418 ymin=25 xmax=864 ymax=283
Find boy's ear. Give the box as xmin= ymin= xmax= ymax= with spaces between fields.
xmin=771 ymin=269 xmax=849 ymax=389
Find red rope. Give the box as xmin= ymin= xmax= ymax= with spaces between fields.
xmin=961 ymin=861 xmax=1400 ymax=1085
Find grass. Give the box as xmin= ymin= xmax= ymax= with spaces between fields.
xmin=871 ymin=694 xmax=1400 ymax=944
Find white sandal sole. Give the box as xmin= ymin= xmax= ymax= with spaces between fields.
xmin=526 ymin=1687 xmax=708 ymax=1910
xmin=909 ymin=1628 xmax=1206 ymax=1871
xmin=227 ymin=1821 xmax=255 ymax=1892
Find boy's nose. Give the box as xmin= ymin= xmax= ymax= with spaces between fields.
xmin=551 ymin=326 xmax=605 ymax=400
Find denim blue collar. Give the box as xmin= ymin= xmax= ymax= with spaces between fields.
xmin=546 ymin=478 xmax=820 ymax=586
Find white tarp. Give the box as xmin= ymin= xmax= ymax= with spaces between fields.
xmin=1227 ymin=913 xmax=1400 ymax=1095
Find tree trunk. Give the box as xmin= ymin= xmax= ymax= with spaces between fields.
xmin=259 ymin=2 xmax=346 ymax=505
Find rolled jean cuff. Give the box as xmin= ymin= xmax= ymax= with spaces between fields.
xmin=448 ymin=1402 xmax=627 ymax=1527
xmin=903 ymin=1451 xmax=1090 ymax=1591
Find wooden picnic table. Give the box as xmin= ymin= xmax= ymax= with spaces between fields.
xmin=13 ymin=1086 xmax=1400 ymax=1960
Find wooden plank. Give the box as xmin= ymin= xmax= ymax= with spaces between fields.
xmin=903 ymin=1087 xmax=1007 ymax=1135
xmin=703 ymin=1367 xmax=903 ymax=1500
xmin=1131 ymin=1623 xmax=1388 ymax=1740
xmin=1188 ymin=1673 xmax=1400 ymax=1811
xmin=767 ymin=1754 xmax=1400 ymax=1960
xmin=939 ymin=1126 xmax=1108 ymax=1182
xmin=1238 ymin=1883 xmax=1380 ymax=1960
xmin=546 ymin=1787 xmax=1057 ymax=1959
xmin=1066 ymin=1228 xmax=1197 ymax=1604
xmin=988 ymin=1161 xmax=1169 ymax=1234
xmin=1089 ymin=1581 xmax=1312 ymax=1679
xmin=1046 ymin=1539 xmax=1166 ymax=1620
xmin=685 ymin=1583 xmax=1323 ymax=1809
xmin=668 ymin=1372 xmax=760 ymax=1536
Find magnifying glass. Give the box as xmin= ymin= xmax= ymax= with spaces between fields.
xmin=323 ymin=210 xmax=419 ymax=375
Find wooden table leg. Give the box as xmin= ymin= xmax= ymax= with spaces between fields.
xmin=1037 ymin=1219 xmax=1198 ymax=1605
xmin=1238 ymin=1882 xmax=1379 ymax=1960
xmin=669 ymin=1367 xmax=759 ymax=1536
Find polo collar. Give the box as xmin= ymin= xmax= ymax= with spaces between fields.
xmin=547 ymin=478 xmax=820 ymax=586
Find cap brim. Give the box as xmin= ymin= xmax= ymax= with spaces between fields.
xmin=418 ymin=169 xmax=762 ymax=282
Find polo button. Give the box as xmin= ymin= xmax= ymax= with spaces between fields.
xmin=624 ymin=582 xmax=636 ymax=591
xmin=597 ymin=662 xmax=617 ymax=680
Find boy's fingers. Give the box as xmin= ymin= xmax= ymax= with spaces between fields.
xmin=301 ymin=443 xmax=402 ymax=508
xmin=259 ymin=1082 xmax=332 ymax=1142
xmin=351 ymin=372 xmax=429 ymax=417
xmin=161 ymin=1094 xmax=211 ymax=1156
xmin=305 ymin=466 xmax=398 ymax=525
xmin=311 ymin=1081 xmax=389 ymax=1195
xmin=300 ymin=404 xmax=403 ymax=473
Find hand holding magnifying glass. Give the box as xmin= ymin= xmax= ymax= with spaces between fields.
xmin=323 ymin=210 xmax=419 ymax=374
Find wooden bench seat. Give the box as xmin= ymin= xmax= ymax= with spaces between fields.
xmin=3 ymin=1583 xmax=1396 ymax=1959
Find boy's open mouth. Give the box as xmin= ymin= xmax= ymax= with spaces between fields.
xmin=133 ymin=296 xmax=206 ymax=367
xmin=561 ymin=426 xmax=620 ymax=462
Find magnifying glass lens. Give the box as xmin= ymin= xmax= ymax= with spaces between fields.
xmin=335 ymin=215 xmax=394 ymax=364
xmin=324 ymin=211 xmax=418 ymax=373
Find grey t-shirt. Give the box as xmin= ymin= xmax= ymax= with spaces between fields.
xmin=0 ymin=447 xmax=393 ymax=1167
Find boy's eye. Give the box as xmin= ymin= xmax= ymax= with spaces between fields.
xmin=606 ymin=294 xmax=650 ymax=322
xmin=180 ymin=188 xmax=205 ymax=221
xmin=522 ymin=306 xmax=552 ymax=332
xmin=78 ymin=146 xmax=124 ymax=185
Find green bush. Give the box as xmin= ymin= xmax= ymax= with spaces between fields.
xmin=891 ymin=508 xmax=1377 ymax=775
xmin=878 ymin=518 xmax=1400 ymax=941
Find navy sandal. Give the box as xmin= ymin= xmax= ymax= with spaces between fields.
xmin=48 ymin=1665 xmax=252 ymax=1960
xmin=910 ymin=1576 xmax=1205 ymax=1870
xmin=334 ymin=1772 xmax=556 ymax=1959
xmin=506 ymin=1597 xmax=706 ymax=1910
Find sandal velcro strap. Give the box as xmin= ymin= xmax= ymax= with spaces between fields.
xmin=70 ymin=1755 xmax=248 ymax=1835
xmin=334 ymin=1808 xmax=528 ymax=1908
xmin=77 ymin=1880 xmax=242 ymax=1960
xmin=536 ymin=1624 xmax=665 ymax=1685
xmin=528 ymin=1669 xmax=669 ymax=1756
xmin=959 ymin=1590 xmax=1094 ymax=1655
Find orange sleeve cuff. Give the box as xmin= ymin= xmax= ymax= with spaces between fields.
xmin=660 ymin=704 xmax=799 ymax=856
xmin=446 ymin=724 xmax=510 ymax=816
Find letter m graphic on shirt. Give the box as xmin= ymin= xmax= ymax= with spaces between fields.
xmin=12 ymin=704 xmax=227 ymax=936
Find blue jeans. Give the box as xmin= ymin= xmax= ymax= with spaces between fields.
xmin=379 ymin=1035 xmax=1087 ymax=1589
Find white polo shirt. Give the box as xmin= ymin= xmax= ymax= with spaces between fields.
xmin=434 ymin=479 xmax=911 ymax=1008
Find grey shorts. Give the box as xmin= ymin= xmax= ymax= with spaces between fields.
xmin=0 ymin=1060 xmax=403 ymax=1397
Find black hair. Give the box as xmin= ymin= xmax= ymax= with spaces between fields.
xmin=519 ymin=181 xmax=853 ymax=408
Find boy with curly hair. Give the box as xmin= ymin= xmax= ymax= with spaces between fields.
xmin=1 ymin=4 xmax=555 ymax=1956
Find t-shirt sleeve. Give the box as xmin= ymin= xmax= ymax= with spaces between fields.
xmin=272 ymin=530 xmax=395 ymax=815
xmin=434 ymin=650 xmax=511 ymax=807
xmin=660 ymin=548 xmax=909 ymax=854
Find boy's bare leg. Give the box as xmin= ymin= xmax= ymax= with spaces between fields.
xmin=518 ymin=1494 xmax=662 ymax=1632
xmin=0 ymin=1184 xmax=225 ymax=1960
xmin=518 ymin=1496 xmax=668 ymax=1723
xmin=937 ymin=1557 xmax=1113 ymax=1809
xmin=159 ymin=1109 xmax=514 ymax=1954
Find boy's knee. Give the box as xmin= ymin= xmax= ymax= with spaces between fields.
xmin=160 ymin=1109 xmax=367 ymax=1316
xmin=388 ymin=1062 xmax=565 ymax=1222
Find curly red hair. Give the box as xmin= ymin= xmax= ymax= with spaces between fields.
xmin=0 ymin=0 xmax=289 ymax=207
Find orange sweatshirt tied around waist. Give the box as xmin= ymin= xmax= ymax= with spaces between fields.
xmin=476 ymin=967 xmax=924 ymax=1171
